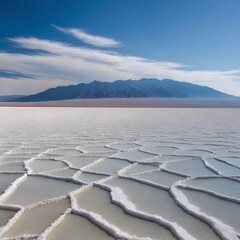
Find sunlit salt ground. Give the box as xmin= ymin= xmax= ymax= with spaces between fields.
xmin=0 ymin=108 xmax=240 ymax=240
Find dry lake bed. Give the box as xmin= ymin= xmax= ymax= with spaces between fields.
xmin=0 ymin=107 xmax=240 ymax=240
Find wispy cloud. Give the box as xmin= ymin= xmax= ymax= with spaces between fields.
xmin=52 ymin=25 xmax=121 ymax=48
xmin=1 ymin=37 xmax=240 ymax=96
xmin=0 ymin=70 xmax=36 ymax=79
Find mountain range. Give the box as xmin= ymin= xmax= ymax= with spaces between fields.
xmin=14 ymin=78 xmax=235 ymax=102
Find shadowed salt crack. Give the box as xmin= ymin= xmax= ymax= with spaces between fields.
xmin=169 ymin=179 xmax=239 ymax=240
xmin=95 ymin=182 xmax=196 ymax=240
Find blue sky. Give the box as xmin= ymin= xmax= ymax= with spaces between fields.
xmin=0 ymin=0 xmax=240 ymax=96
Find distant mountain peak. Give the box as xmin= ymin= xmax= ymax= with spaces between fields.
xmin=14 ymin=78 xmax=235 ymax=102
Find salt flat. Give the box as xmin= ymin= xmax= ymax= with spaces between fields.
xmin=0 ymin=107 xmax=239 ymax=240
xmin=1 ymin=97 xmax=240 ymax=108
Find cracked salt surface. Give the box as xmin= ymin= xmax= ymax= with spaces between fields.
xmin=0 ymin=107 xmax=239 ymax=240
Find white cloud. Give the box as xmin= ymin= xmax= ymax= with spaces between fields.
xmin=52 ymin=25 xmax=121 ymax=48
xmin=1 ymin=37 xmax=240 ymax=96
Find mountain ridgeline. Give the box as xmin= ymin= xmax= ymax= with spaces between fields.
xmin=15 ymin=78 xmax=234 ymax=102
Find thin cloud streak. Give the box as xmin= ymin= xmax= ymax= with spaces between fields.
xmin=1 ymin=37 xmax=240 ymax=96
xmin=52 ymin=25 xmax=121 ymax=48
